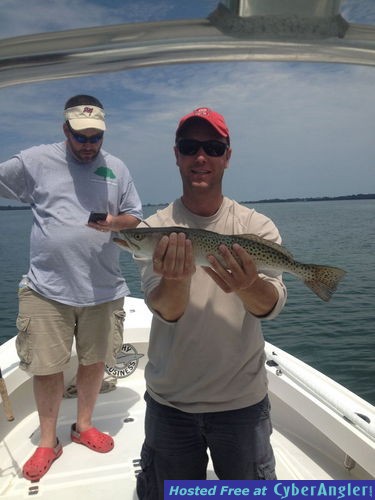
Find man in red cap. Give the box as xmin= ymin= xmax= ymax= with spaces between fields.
xmin=135 ymin=107 xmax=287 ymax=498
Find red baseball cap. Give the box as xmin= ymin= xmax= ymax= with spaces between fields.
xmin=176 ymin=107 xmax=230 ymax=142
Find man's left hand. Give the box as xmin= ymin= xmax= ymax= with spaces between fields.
xmin=204 ymin=243 xmax=259 ymax=294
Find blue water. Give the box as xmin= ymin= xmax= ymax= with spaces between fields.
xmin=0 ymin=200 xmax=374 ymax=404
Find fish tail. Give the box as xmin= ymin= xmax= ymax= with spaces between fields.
xmin=304 ymin=265 xmax=346 ymax=302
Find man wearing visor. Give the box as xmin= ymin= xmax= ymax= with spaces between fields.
xmin=135 ymin=107 xmax=287 ymax=499
xmin=0 ymin=94 xmax=142 ymax=480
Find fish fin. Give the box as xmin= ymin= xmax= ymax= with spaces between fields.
xmin=304 ymin=265 xmax=346 ymax=302
xmin=235 ymin=233 xmax=294 ymax=259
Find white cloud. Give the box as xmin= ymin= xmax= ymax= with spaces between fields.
xmin=0 ymin=0 xmax=216 ymax=38
xmin=97 ymin=62 xmax=375 ymax=202
xmin=1 ymin=0 xmax=375 ymax=204
xmin=341 ymin=0 xmax=375 ymax=23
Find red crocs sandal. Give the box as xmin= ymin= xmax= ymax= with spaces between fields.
xmin=23 ymin=439 xmax=63 ymax=481
xmin=71 ymin=423 xmax=114 ymax=453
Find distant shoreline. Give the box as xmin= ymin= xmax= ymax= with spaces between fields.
xmin=1 ymin=193 xmax=374 ymax=210
xmin=144 ymin=193 xmax=375 ymax=207
xmin=241 ymin=193 xmax=375 ymax=204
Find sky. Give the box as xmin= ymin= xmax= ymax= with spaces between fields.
xmin=1 ymin=0 xmax=375 ymax=205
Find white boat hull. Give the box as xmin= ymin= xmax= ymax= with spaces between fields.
xmin=0 ymin=297 xmax=373 ymax=499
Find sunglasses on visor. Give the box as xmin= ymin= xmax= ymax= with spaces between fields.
xmin=177 ymin=139 xmax=228 ymax=157
xmin=66 ymin=122 xmax=104 ymax=144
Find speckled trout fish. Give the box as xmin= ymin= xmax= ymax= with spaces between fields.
xmin=114 ymin=227 xmax=346 ymax=302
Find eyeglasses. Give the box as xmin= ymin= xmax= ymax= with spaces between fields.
xmin=66 ymin=122 xmax=104 ymax=144
xmin=177 ymin=139 xmax=228 ymax=157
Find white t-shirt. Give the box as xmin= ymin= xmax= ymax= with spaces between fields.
xmin=0 ymin=142 xmax=142 ymax=305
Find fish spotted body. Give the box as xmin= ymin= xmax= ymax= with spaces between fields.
xmin=114 ymin=226 xmax=346 ymax=302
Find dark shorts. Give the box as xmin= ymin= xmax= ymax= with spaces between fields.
xmin=136 ymin=392 xmax=276 ymax=500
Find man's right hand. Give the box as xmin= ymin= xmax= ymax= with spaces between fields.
xmin=148 ymin=232 xmax=196 ymax=321
xmin=152 ymin=232 xmax=196 ymax=280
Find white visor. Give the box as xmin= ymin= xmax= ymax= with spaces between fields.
xmin=64 ymin=105 xmax=106 ymax=131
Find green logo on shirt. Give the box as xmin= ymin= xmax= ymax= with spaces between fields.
xmin=94 ymin=166 xmax=116 ymax=179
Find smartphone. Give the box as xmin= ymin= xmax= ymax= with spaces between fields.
xmin=88 ymin=212 xmax=108 ymax=223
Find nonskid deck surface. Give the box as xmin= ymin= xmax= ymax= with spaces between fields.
xmin=1 ymin=367 xmax=366 ymax=500
xmin=0 ymin=372 xmax=145 ymax=499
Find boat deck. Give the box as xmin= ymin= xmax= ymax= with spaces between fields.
xmin=1 ymin=361 xmax=371 ymax=500
xmin=1 ymin=298 xmax=373 ymax=498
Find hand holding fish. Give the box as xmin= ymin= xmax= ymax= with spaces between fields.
xmin=114 ymin=226 xmax=347 ymax=302
xmin=145 ymin=232 xmax=196 ymax=321
xmin=205 ymin=243 xmax=279 ymax=316
xmin=205 ymin=243 xmax=258 ymax=292
xmin=152 ymin=232 xmax=196 ymax=280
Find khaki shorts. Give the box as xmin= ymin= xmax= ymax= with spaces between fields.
xmin=16 ymin=287 xmax=125 ymax=376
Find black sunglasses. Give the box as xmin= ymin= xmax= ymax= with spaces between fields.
xmin=66 ymin=122 xmax=104 ymax=144
xmin=177 ymin=139 xmax=228 ymax=157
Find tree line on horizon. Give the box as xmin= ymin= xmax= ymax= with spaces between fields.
xmin=1 ymin=193 xmax=374 ymax=210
